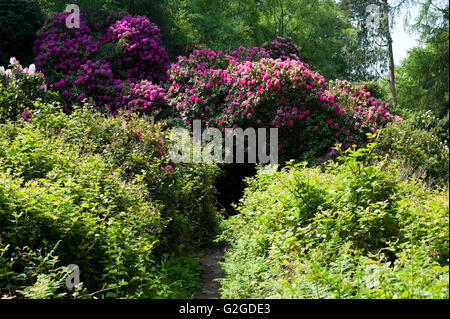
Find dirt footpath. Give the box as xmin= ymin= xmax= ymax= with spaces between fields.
xmin=195 ymin=246 xmax=227 ymax=299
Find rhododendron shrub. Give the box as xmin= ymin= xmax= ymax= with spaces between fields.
xmin=33 ymin=11 xmax=97 ymax=81
xmin=328 ymin=79 xmax=401 ymax=130
xmin=166 ymin=46 xmax=281 ymax=124
xmin=167 ymin=48 xmax=398 ymax=161
xmin=167 ymin=48 xmax=232 ymax=125
xmin=125 ymin=80 xmax=168 ymax=114
xmin=262 ymin=36 xmax=313 ymax=69
xmin=33 ymin=11 xmax=170 ymax=113
xmin=105 ymin=15 xmax=170 ymax=84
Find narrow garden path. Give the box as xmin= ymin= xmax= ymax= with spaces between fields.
xmin=195 ymin=246 xmax=227 ymax=299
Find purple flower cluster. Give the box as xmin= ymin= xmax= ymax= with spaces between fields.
xmin=33 ymin=12 xmax=170 ymax=113
xmin=262 ymin=36 xmax=313 ymax=69
xmin=227 ymin=45 xmax=270 ymax=63
xmin=125 ymin=80 xmax=167 ymax=113
xmin=22 ymin=109 xmax=33 ymax=120
xmin=33 ymin=11 xmax=96 ymax=79
xmin=74 ymin=59 xmax=124 ymax=111
xmin=105 ymin=16 xmax=170 ymax=84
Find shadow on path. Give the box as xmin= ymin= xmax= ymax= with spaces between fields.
xmin=195 ymin=246 xmax=227 ymax=299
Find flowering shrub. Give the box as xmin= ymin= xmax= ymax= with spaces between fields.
xmin=105 ymin=15 xmax=170 ymax=84
xmin=328 ymin=79 xmax=401 ymax=129
xmin=33 ymin=11 xmax=170 ymax=113
xmin=33 ymin=11 xmax=97 ymax=78
xmin=0 ymin=103 xmax=221 ymax=298
xmin=262 ymin=36 xmax=313 ymax=69
xmin=167 ymin=48 xmax=231 ymax=126
xmin=228 ymin=45 xmax=270 ymax=63
xmin=167 ymin=47 xmax=399 ymax=161
xmin=124 ymin=80 xmax=168 ymax=114
xmin=0 ymin=58 xmax=55 ymax=122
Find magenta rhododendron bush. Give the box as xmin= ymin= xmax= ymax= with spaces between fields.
xmin=33 ymin=11 xmax=169 ymax=113
xmin=126 ymin=80 xmax=167 ymax=113
xmin=167 ymin=46 xmax=399 ymax=160
xmin=105 ymin=15 xmax=170 ymax=84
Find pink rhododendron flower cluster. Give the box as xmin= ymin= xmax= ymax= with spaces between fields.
xmin=125 ymin=80 xmax=167 ymax=113
xmin=327 ymin=79 xmax=401 ymax=131
xmin=167 ymin=46 xmax=398 ymax=160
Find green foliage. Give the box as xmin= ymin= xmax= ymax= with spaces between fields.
xmin=374 ymin=119 xmax=449 ymax=186
xmin=0 ymin=103 xmax=221 ymax=298
xmin=359 ymin=79 xmax=390 ymax=102
xmin=31 ymin=103 xmax=221 ymax=248
xmin=339 ymin=0 xmax=390 ymax=80
xmin=0 ymin=60 xmax=58 ymax=123
xmin=396 ymin=43 xmax=449 ymax=117
xmin=219 ymin=144 xmax=449 ymax=298
xmin=0 ymin=242 xmax=86 ymax=299
xmin=177 ymin=0 xmax=368 ymax=80
xmin=396 ymin=3 xmax=448 ymax=117
xmin=0 ymin=121 xmax=163 ymax=298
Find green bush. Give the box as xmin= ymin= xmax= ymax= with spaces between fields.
xmin=0 ymin=121 xmax=164 ymax=298
xmin=396 ymin=109 xmax=449 ymax=145
xmin=374 ymin=119 xmax=449 ymax=187
xmin=219 ymin=144 xmax=449 ymax=298
xmin=31 ymin=103 xmax=221 ymax=248
xmin=0 ymin=103 xmax=221 ymax=298
xmin=0 ymin=59 xmax=58 ymax=123
xmin=359 ymin=80 xmax=390 ymax=102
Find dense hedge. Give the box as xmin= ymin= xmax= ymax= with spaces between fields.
xmin=219 ymin=145 xmax=449 ymax=298
xmin=0 ymin=103 xmax=220 ymax=298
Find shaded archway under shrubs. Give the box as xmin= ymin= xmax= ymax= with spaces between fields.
xmin=216 ymin=163 xmax=257 ymax=217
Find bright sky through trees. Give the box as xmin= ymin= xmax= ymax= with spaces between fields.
xmin=392 ymin=2 xmax=420 ymax=64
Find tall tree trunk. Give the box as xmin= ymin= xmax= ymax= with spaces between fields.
xmin=382 ymin=0 xmax=398 ymax=108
